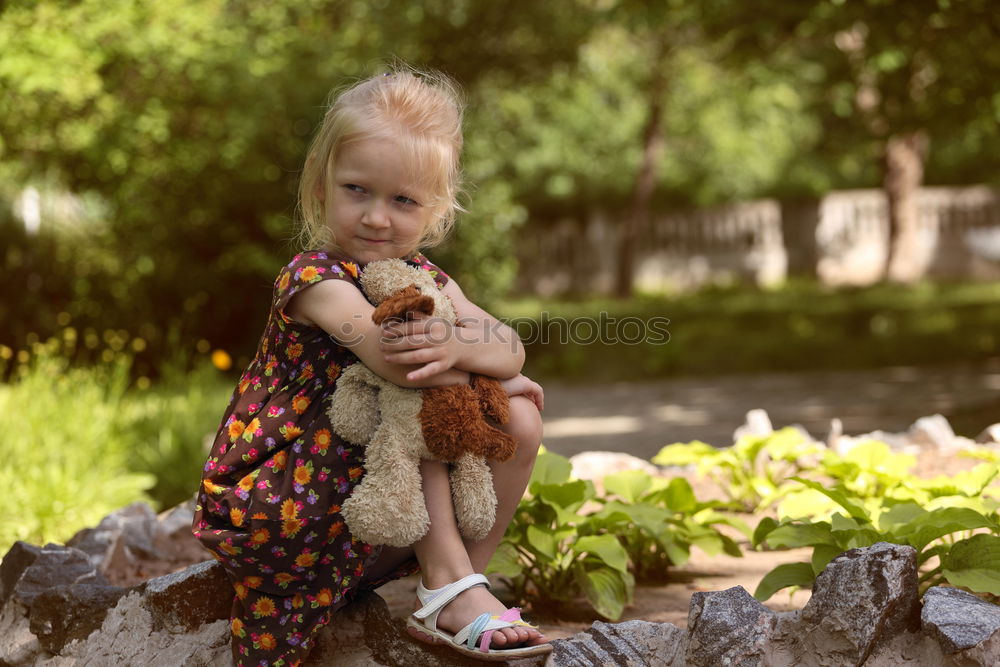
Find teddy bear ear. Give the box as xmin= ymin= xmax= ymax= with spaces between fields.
xmin=371 ymin=286 xmax=435 ymax=325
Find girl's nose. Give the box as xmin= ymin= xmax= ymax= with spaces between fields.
xmin=362 ymin=201 xmax=390 ymax=228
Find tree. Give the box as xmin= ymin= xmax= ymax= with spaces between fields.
xmin=702 ymin=0 xmax=1000 ymax=282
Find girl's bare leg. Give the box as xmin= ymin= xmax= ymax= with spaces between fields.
xmin=463 ymin=396 xmax=543 ymax=573
xmin=364 ymin=397 xmax=545 ymax=647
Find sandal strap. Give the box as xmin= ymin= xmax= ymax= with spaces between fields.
xmin=412 ymin=573 xmax=491 ymax=625
xmin=477 ymin=607 xmax=524 ymax=652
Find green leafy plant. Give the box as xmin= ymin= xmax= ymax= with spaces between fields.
xmin=592 ymin=470 xmax=748 ymax=582
xmin=652 ymin=428 xmax=822 ymax=511
xmin=488 ymin=450 xmax=635 ymax=620
xmin=0 ymin=352 xmax=155 ymax=552
xmin=753 ymin=473 xmax=1000 ymax=601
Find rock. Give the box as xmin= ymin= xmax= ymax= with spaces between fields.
xmin=3 ymin=543 xmax=105 ymax=608
xmin=0 ymin=541 xmax=41 ymax=604
xmin=733 ymin=408 xmax=774 ymax=442
xmin=922 ymin=586 xmax=1000 ymax=654
xmin=569 ymin=451 xmax=660 ymax=481
xmin=56 ymin=589 xmax=230 ymax=666
xmin=796 ymin=542 xmax=920 ymax=665
xmin=686 ymin=586 xmax=776 ymax=666
xmin=140 ymin=559 xmax=232 ymax=633
xmin=67 ymin=502 xmax=158 ymax=574
xmin=0 ymin=597 xmax=45 ymax=667
xmin=29 ymin=582 xmax=128 ymax=654
xmin=975 ymin=423 xmax=1000 ymax=444
xmin=909 ymin=414 xmax=959 ymax=452
xmin=546 ymin=619 xmax=686 ymax=667
xmin=151 ymin=499 xmax=204 ymax=564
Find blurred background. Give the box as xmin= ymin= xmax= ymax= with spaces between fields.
xmin=2 ymin=0 xmax=999 ymax=550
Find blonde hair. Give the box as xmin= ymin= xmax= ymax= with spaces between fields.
xmin=296 ymin=66 xmax=465 ymax=252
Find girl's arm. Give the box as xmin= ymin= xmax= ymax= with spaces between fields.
xmin=378 ymin=278 xmax=525 ymax=382
xmin=285 ymin=278 xmax=469 ymax=389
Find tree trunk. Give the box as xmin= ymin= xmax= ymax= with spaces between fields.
xmin=883 ymin=131 xmax=929 ymax=283
xmin=615 ymin=44 xmax=667 ymax=298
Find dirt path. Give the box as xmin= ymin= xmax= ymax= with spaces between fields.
xmin=539 ymin=359 xmax=1000 ymax=460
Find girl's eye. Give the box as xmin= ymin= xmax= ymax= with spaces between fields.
xmin=394 ymin=195 xmax=419 ymax=206
xmin=344 ymin=184 xmax=365 ymax=194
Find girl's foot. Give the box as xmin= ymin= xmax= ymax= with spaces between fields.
xmin=409 ymin=581 xmax=548 ymax=649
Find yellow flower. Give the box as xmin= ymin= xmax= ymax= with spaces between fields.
xmin=293 ymin=465 xmax=312 ymax=486
xmin=231 ymin=617 xmax=245 ymax=636
xmin=314 ymin=429 xmax=331 ymax=450
xmin=278 ymin=272 xmax=291 ymax=291
xmin=274 ymin=572 xmax=297 ymax=586
xmin=328 ymin=521 xmax=344 ymax=540
xmin=283 ymin=424 xmax=304 ymax=441
xmin=230 ymin=508 xmax=245 ymax=527
xmin=271 ymin=451 xmax=288 ymax=471
xmin=252 ymin=596 xmax=277 ymax=617
xmin=282 ymin=518 xmax=303 ymax=537
xmin=295 ymin=551 xmax=318 ymax=568
xmin=250 ymin=528 xmax=270 ymax=545
xmin=203 ymin=479 xmax=226 ymax=495
xmin=234 ymin=582 xmax=248 ymax=599
xmin=287 ymin=343 xmax=304 ymax=360
xmin=259 ymin=633 xmax=277 ymax=651
xmin=228 ymin=420 xmax=246 ymax=441
xmin=280 ymin=498 xmax=299 ymax=520
xmin=244 ymin=576 xmax=263 ymax=588
xmin=291 ymin=395 xmax=311 ymax=415
xmin=326 ymin=364 xmax=341 ymax=382
xmin=300 ymin=266 xmax=319 ymax=282
xmin=314 ymin=588 xmax=333 ymax=606
xmin=342 ymin=262 xmax=358 ymax=278
xmin=238 ymin=474 xmax=255 ymax=492
xmin=211 ymin=349 xmax=232 ymax=371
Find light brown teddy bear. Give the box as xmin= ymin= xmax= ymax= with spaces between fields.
xmin=328 ymin=259 xmax=517 ymax=547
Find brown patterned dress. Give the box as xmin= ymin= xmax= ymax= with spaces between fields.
xmin=192 ymin=249 xmax=449 ymax=666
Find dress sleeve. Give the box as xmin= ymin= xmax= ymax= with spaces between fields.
xmin=272 ymin=250 xmax=362 ymax=325
xmin=410 ymin=253 xmax=450 ymax=290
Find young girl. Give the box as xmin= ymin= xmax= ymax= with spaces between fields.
xmin=192 ymin=68 xmax=551 ymax=665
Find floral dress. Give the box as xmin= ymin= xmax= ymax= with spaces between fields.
xmin=192 ymin=249 xmax=449 ymax=667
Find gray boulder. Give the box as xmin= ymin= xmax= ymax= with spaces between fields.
xmin=922 ymin=586 xmax=1000 ymax=654
xmin=686 ymin=586 xmax=776 ymax=666
xmin=793 ymin=542 xmax=920 ymax=665
xmin=546 ymin=619 xmax=686 ymax=667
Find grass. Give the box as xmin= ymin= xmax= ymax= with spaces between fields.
xmin=0 ymin=341 xmax=234 ymax=554
xmin=496 ymin=280 xmax=1000 ymax=382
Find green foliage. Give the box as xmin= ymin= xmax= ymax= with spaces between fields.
xmin=0 ymin=347 xmax=233 ymax=554
xmin=594 ymin=471 xmax=749 ymax=581
xmin=488 ymin=450 xmax=635 ymax=620
xmin=754 ymin=474 xmax=1000 ymax=601
xmin=0 ymin=352 xmax=155 ymax=551
xmin=653 ymin=428 xmax=822 ymax=512
xmin=500 ymin=280 xmax=1000 ymax=382
xmin=488 ymin=449 xmax=744 ymax=618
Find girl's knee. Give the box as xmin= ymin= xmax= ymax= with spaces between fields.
xmin=506 ymin=395 xmax=543 ymax=458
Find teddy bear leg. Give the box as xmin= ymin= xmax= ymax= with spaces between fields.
xmin=329 ymin=364 xmax=382 ymax=446
xmin=449 ymin=454 xmax=497 ymax=542
xmin=340 ymin=413 xmax=432 ymax=547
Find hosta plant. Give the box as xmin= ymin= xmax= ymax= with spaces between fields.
xmin=754 ymin=474 xmax=1000 ymax=601
xmin=592 ymin=470 xmax=749 ymax=582
xmin=487 ymin=450 xmax=635 ymax=620
xmin=652 ymin=428 xmax=822 ymax=512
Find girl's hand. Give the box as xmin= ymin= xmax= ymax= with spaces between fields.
xmin=499 ymin=374 xmax=544 ymax=411
xmin=378 ymin=313 xmax=463 ymax=382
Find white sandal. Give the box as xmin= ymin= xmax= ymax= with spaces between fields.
xmin=406 ymin=573 xmax=552 ymax=660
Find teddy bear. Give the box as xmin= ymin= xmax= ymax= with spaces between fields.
xmin=327 ymin=258 xmax=518 ymax=547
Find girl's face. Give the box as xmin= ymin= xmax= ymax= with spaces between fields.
xmin=323 ymin=137 xmax=434 ymax=265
